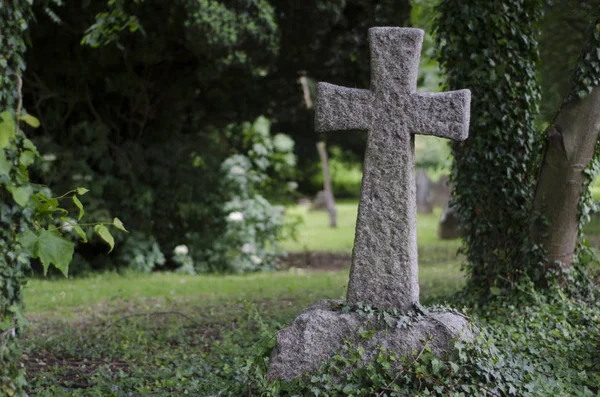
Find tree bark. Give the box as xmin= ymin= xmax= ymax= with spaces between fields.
xmin=531 ymin=86 xmax=600 ymax=268
xmin=316 ymin=141 xmax=337 ymax=228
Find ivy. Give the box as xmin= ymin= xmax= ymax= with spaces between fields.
xmin=0 ymin=3 xmax=127 ymax=393
xmin=435 ymin=0 xmax=545 ymax=292
xmin=571 ymin=18 xmax=600 ymax=297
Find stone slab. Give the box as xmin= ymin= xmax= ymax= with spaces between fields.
xmin=267 ymin=300 xmax=474 ymax=381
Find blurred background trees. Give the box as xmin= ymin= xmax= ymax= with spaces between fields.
xmin=22 ymin=0 xmax=415 ymax=274
xmin=13 ymin=0 xmax=600 ymax=279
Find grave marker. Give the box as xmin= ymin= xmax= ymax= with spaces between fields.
xmin=268 ymin=27 xmax=472 ymax=381
xmin=315 ymin=27 xmax=470 ymax=310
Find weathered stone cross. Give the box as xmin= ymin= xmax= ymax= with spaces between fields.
xmin=315 ymin=27 xmax=470 ymax=311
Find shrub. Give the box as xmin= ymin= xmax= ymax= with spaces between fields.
xmin=194 ymin=117 xmax=296 ymax=273
xmin=117 ymin=232 xmax=165 ymax=274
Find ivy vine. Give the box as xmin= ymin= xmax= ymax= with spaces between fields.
xmin=1 ymin=2 xmax=127 ymax=394
xmin=435 ymin=0 xmax=545 ymax=292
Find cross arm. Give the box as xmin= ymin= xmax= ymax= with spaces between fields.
xmin=315 ymin=83 xmax=373 ymax=132
xmin=410 ymin=90 xmax=471 ymax=141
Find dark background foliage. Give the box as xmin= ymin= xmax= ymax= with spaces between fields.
xmin=22 ymin=0 xmax=412 ymax=271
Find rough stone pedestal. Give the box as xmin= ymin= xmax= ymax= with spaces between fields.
xmin=267 ymin=300 xmax=473 ymax=381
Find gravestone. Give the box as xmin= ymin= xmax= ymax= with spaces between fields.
xmin=415 ymin=168 xmax=433 ymax=213
xmin=431 ymin=174 xmax=452 ymax=209
xmin=310 ymin=190 xmax=328 ymax=211
xmin=268 ymin=27 xmax=473 ymax=381
xmin=439 ymin=201 xmax=462 ymax=240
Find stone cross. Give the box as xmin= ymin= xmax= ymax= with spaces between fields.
xmin=315 ymin=27 xmax=470 ymax=311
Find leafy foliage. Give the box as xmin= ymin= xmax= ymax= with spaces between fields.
xmin=539 ymin=1 xmax=600 ymax=120
xmin=238 ymin=289 xmax=600 ymax=396
xmin=198 ymin=117 xmax=297 ymax=273
xmin=0 ymin=3 xmax=38 ymax=394
xmin=435 ymin=0 xmax=545 ymax=292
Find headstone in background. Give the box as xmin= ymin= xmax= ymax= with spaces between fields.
xmin=268 ymin=27 xmax=473 ymax=381
xmin=439 ymin=201 xmax=462 ymax=240
xmin=415 ymin=168 xmax=433 ymax=213
xmin=431 ymin=174 xmax=452 ymax=209
xmin=310 ymin=190 xmax=328 ymax=211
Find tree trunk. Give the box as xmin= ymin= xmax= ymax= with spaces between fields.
xmin=531 ymin=86 xmax=600 ymax=268
xmin=316 ymin=141 xmax=337 ymax=228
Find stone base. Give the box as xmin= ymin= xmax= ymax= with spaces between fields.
xmin=267 ymin=300 xmax=474 ymax=381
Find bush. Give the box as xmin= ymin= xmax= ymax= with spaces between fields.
xmin=32 ymin=116 xmax=296 ymax=274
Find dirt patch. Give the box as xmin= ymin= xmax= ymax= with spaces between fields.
xmin=280 ymin=252 xmax=351 ymax=271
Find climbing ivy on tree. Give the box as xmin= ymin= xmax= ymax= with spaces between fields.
xmin=0 ymin=3 xmax=36 ymax=394
xmin=1 ymin=2 xmax=126 ymax=394
xmin=435 ymin=0 xmax=544 ymax=292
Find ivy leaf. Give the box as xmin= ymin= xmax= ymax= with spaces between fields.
xmin=0 ymin=151 xmax=11 ymax=176
xmin=19 ymin=150 xmax=35 ymax=167
xmin=23 ymin=138 xmax=40 ymax=156
xmin=0 ymin=111 xmax=12 ymax=122
xmin=113 ymin=217 xmax=128 ymax=232
xmin=19 ymin=114 xmax=40 ymax=128
xmin=76 ymin=187 xmax=90 ymax=195
xmin=0 ymin=117 xmax=16 ymax=149
xmin=20 ymin=229 xmax=74 ymax=277
xmin=10 ymin=186 xmax=32 ymax=207
xmin=72 ymin=195 xmax=84 ymax=220
xmin=95 ymin=225 xmax=114 ymax=253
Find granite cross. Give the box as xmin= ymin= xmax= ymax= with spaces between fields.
xmin=315 ymin=27 xmax=470 ymax=311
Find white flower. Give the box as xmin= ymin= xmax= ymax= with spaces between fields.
xmin=227 ymin=211 xmax=244 ymax=222
xmin=241 ymin=243 xmax=255 ymax=254
xmin=250 ymin=255 xmax=262 ymax=265
xmin=230 ymin=165 xmax=246 ymax=175
xmin=42 ymin=153 xmax=57 ymax=162
xmin=174 ymin=245 xmax=189 ymax=255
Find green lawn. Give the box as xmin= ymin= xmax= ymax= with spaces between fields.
xmin=283 ymin=200 xmax=461 ymax=253
xmin=21 ymin=201 xmax=466 ymax=395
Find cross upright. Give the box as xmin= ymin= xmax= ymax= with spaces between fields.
xmin=315 ymin=27 xmax=470 ymax=311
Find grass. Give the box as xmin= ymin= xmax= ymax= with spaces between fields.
xmin=21 ymin=201 xmax=465 ymax=395
xmin=282 ymin=201 xmax=461 ymax=254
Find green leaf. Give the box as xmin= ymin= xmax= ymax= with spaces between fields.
xmin=72 ymin=224 xmax=88 ymax=243
xmin=60 ymin=217 xmax=87 ymax=243
xmin=35 ymin=192 xmax=59 ymax=208
xmin=0 ymin=118 xmax=16 ymax=149
xmin=0 ymin=111 xmax=12 ymax=122
xmin=18 ymin=114 xmax=40 ymax=128
xmin=20 ymin=229 xmax=74 ymax=276
xmin=113 ymin=217 xmax=128 ymax=232
xmin=0 ymin=151 xmax=11 ymax=176
xmin=95 ymin=225 xmax=114 ymax=253
xmin=72 ymin=195 xmax=84 ymax=220
xmin=490 ymin=287 xmax=502 ymax=296
xmin=22 ymin=138 xmax=39 ymax=155
xmin=20 ymin=230 xmax=39 ymax=255
xmin=76 ymin=187 xmax=90 ymax=195
xmin=10 ymin=186 xmax=32 ymax=207
xmin=19 ymin=150 xmax=35 ymax=167
xmin=35 ymin=203 xmax=67 ymax=217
